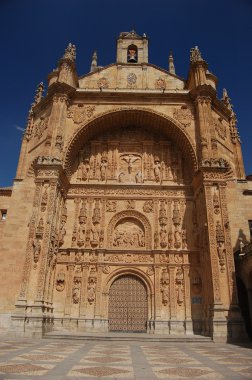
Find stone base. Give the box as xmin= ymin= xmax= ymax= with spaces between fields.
xmin=53 ymin=318 xmax=109 ymax=333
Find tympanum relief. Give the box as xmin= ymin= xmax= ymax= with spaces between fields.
xmin=113 ymin=218 xmax=145 ymax=248
xmin=73 ymin=127 xmax=189 ymax=185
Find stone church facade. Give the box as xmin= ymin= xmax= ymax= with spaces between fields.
xmin=0 ymin=30 xmax=252 ymax=341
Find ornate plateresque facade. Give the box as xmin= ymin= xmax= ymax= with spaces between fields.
xmin=0 ymin=31 xmax=252 ymax=341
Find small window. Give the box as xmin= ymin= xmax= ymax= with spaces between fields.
xmin=1 ymin=210 xmax=7 ymax=220
xmin=127 ymin=44 xmax=138 ymax=63
xmin=249 ymin=220 xmax=252 ymax=241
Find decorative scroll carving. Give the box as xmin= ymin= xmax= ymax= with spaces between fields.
xmin=160 ymin=253 xmax=169 ymax=263
xmin=214 ymin=117 xmax=227 ymax=140
xmin=160 ymin=269 xmax=169 ymax=305
xmin=34 ymin=116 xmax=49 ymax=139
xmin=73 ymin=277 xmax=81 ymax=304
xmin=143 ymin=200 xmax=153 ymax=213
xmin=213 ymin=191 xmax=220 ymax=214
xmin=201 ymin=158 xmax=229 ymax=168
xmin=106 ymin=200 xmax=117 ymax=212
xmin=173 ymin=106 xmax=193 ymax=127
xmin=104 ymin=253 xmax=154 ymax=263
xmin=125 ymin=199 xmax=135 ymax=209
xmin=175 ymin=267 xmax=184 ymax=305
xmin=59 ymin=203 xmax=67 ymax=247
xmin=87 ymin=266 xmax=97 ymax=304
xmin=56 ymin=272 xmax=65 ymax=291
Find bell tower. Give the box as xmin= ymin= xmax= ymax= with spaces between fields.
xmin=116 ymin=29 xmax=148 ymax=64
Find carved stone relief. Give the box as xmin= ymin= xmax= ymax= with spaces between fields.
xmin=173 ymin=106 xmax=193 ymax=127
xmin=67 ymin=105 xmax=95 ymax=125
xmin=214 ymin=117 xmax=227 ymax=140
xmin=73 ymin=127 xmax=187 ymax=185
xmin=56 ymin=272 xmax=65 ymax=291
xmin=160 ymin=269 xmax=169 ymax=305
xmin=113 ymin=219 xmax=145 ymax=248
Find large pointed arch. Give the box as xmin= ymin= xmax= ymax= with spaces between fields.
xmin=63 ymin=107 xmax=198 ymax=177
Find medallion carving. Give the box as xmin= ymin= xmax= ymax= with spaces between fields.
xmin=56 ymin=272 xmax=65 ymax=291
xmin=214 ymin=117 xmax=227 ymax=140
xmin=127 ymin=72 xmax=137 ymax=88
xmin=173 ymin=106 xmax=193 ymax=127
xmin=67 ymin=104 xmax=95 ymax=125
xmin=97 ymin=77 xmax=109 ymax=89
xmin=155 ymin=78 xmax=166 ymax=90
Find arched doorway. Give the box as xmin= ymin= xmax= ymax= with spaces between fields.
xmin=108 ymin=274 xmax=148 ymax=332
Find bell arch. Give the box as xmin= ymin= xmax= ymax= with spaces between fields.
xmin=64 ymin=107 xmax=198 ymax=178
xmin=107 ymin=210 xmax=152 ymax=249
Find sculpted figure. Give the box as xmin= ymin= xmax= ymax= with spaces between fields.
xmin=168 ymin=230 xmax=173 ymax=249
xmin=135 ymin=171 xmax=142 ymax=183
xmin=181 ymin=229 xmax=187 ymax=249
xmin=33 ymin=239 xmax=41 ymax=263
xmin=100 ymin=157 xmax=107 ymax=181
xmin=82 ymin=158 xmax=90 ymax=181
xmin=87 ymin=282 xmax=96 ymax=304
xmin=153 ymin=159 xmax=161 ymax=182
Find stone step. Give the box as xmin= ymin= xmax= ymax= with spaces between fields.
xmin=44 ymin=331 xmax=213 ymax=343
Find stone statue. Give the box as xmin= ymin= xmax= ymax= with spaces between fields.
xmin=100 ymin=157 xmax=107 ymax=181
xmin=135 ymin=171 xmax=142 ymax=183
xmin=153 ymin=159 xmax=161 ymax=182
xmin=33 ymin=239 xmax=41 ymax=263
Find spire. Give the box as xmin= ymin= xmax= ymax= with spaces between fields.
xmin=90 ymin=50 xmax=97 ymax=72
xmin=62 ymin=42 xmax=76 ymax=62
xmin=190 ymin=46 xmax=204 ymax=63
xmin=168 ymin=50 xmax=175 ymax=75
xmin=34 ymin=82 xmax=44 ymax=105
xmin=221 ymin=88 xmax=233 ymax=111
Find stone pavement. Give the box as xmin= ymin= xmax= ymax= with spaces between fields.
xmin=0 ymin=337 xmax=252 ymax=379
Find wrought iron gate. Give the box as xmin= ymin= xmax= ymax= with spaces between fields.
xmin=108 ymin=274 xmax=148 ymax=332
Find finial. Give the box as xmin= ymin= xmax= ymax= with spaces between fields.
xmin=62 ymin=42 xmax=76 ymax=62
xmin=168 ymin=50 xmax=176 ymax=75
xmin=90 ymin=50 xmax=98 ymax=72
xmin=190 ymin=46 xmax=204 ymax=63
xmin=221 ymin=88 xmax=233 ymax=110
xmin=34 ymin=82 xmax=44 ymax=105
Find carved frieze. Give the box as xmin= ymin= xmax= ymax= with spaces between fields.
xmin=104 ymin=253 xmax=154 ymax=263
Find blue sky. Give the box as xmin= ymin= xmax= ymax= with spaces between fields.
xmin=0 ymin=0 xmax=251 ymax=186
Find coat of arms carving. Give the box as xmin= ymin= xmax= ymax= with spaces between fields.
xmin=173 ymin=106 xmax=193 ymax=127
xmin=67 ymin=105 xmax=95 ymax=125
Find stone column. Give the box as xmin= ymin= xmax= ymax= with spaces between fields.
xmin=183 ymin=264 xmax=193 ymax=334
xmin=79 ymin=264 xmax=89 ymax=317
xmin=64 ymin=264 xmax=75 ymax=316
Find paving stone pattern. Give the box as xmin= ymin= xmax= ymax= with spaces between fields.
xmin=0 ymin=338 xmax=251 ymax=379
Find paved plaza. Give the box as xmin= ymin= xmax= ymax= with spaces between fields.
xmin=0 ymin=337 xmax=252 ymax=379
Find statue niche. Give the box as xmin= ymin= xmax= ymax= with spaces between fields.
xmin=113 ymin=218 xmax=145 ymax=249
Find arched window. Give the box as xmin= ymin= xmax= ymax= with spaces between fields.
xmin=127 ymin=44 xmax=138 ymax=63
